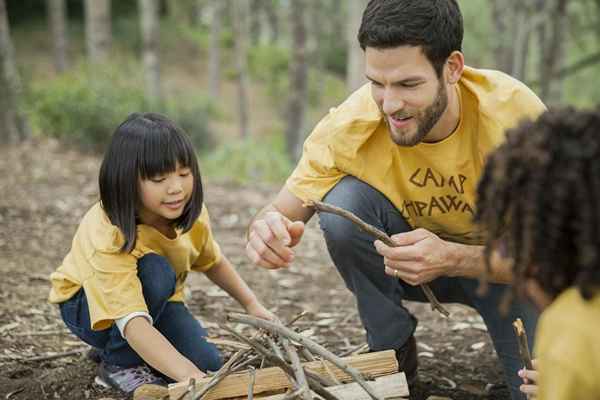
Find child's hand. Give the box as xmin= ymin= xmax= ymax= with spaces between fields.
xmin=518 ymin=359 xmax=538 ymax=399
xmin=245 ymin=300 xmax=276 ymax=321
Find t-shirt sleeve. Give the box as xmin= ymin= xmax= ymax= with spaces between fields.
xmin=190 ymin=205 xmax=222 ymax=273
xmin=285 ymin=112 xmax=346 ymax=202
xmin=83 ymin=250 xmax=148 ymax=331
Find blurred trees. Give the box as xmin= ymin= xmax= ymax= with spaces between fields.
xmin=84 ymin=0 xmax=111 ymax=62
xmin=139 ymin=0 xmax=160 ymax=103
xmin=0 ymin=0 xmax=29 ymax=143
xmin=285 ymin=0 xmax=308 ymax=159
xmin=231 ymin=0 xmax=251 ymax=138
xmin=346 ymin=0 xmax=367 ymax=92
xmin=47 ymin=0 xmax=68 ymax=72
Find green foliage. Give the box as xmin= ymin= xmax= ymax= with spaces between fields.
xmin=200 ymin=135 xmax=293 ymax=184
xmin=27 ymin=62 xmax=215 ymax=152
xmin=248 ymin=44 xmax=291 ymax=102
xmin=27 ymin=62 xmax=146 ymax=150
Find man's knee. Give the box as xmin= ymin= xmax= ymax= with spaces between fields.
xmin=137 ymin=254 xmax=176 ymax=304
xmin=320 ymin=176 xmax=375 ymax=244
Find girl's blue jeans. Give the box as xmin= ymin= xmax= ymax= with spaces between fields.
xmin=58 ymin=253 xmax=222 ymax=377
xmin=318 ymin=176 xmax=538 ymax=400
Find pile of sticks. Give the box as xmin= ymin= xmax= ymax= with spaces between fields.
xmin=158 ymin=312 xmax=403 ymax=400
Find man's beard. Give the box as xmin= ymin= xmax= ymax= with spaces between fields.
xmin=386 ymin=82 xmax=448 ymax=147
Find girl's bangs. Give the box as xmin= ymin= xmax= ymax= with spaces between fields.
xmin=138 ymin=126 xmax=194 ymax=179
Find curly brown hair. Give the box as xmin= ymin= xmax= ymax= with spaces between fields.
xmin=475 ymin=107 xmax=600 ymax=302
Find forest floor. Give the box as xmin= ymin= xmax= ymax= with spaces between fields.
xmin=0 ymin=139 xmax=510 ymax=399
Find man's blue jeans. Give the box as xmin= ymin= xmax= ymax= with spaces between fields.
xmin=58 ymin=253 xmax=222 ymax=378
xmin=319 ymin=176 xmax=538 ymax=400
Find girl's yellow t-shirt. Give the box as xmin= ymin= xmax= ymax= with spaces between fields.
xmin=48 ymin=202 xmax=221 ymax=331
xmin=535 ymin=288 xmax=600 ymax=399
xmin=287 ymin=66 xmax=546 ymax=245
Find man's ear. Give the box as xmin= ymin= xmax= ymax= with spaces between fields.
xmin=445 ymin=51 xmax=464 ymax=85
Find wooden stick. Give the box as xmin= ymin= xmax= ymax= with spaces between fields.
xmin=22 ymin=348 xmax=88 ymax=362
xmin=248 ymin=367 xmax=256 ymax=400
xmin=306 ymin=200 xmax=450 ymax=317
xmin=512 ymin=318 xmax=533 ymax=370
xmin=281 ymin=339 xmax=312 ymax=400
xmin=190 ymin=350 xmax=245 ymax=400
xmin=222 ymin=326 xmax=340 ymax=400
xmin=227 ymin=313 xmax=381 ymax=400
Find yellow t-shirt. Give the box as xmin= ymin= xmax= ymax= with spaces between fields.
xmin=287 ymin=66 xmax=546 ymax=244
xmin=534 ymin=287 xmax=600 ymax=400
xmin=48 ymin=202 xmax=222 ymax=331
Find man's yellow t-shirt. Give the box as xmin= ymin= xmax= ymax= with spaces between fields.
xmin=287 ymin=66 xmax=546 ymax=244
xmin=534 ymin=288 xmax=600 ymax=399
xmin=48 ymin=203 xmax=221 ymax=331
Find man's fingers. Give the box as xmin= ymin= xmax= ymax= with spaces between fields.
xmin=390 ymin=228 xmax=430 ymax=246
xmin=287 ymin=221 xmax=305 ymax=247
xmin=253 ymin=220 xmax=295 ymax=262
xmin=247 ymin=232 xmax=291 ymax=268
xmin=265 ymin=212 xmax=292 ymax=245
xmin=246 ymin=243 xmax=281 ymax=269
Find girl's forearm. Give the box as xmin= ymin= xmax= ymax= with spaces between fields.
xmin=125 ymin=316 xmax=204 ymax=382
xmin=204 ymin=257 xmax=258 ymax=308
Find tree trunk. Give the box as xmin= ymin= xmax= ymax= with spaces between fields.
xmin=346 ymin=0 xmax=366 ymax=92
xmin=285 ymin=0 xmax=308 ymax=160
xmin=139 ymin=0 xmax=161 ymax=104
xmin=231 ymin=0 xmax=250 ymax=138
xmin=84 ymin=0 xmax=111 ymax=63
xmin=490 ymin=0 xmax=514 ymax=73
xmin=262 ymin=0 xmax=279 ymax=44
xmin=207 ymin=0 xmax=222 ymax=99
xmin=539 ymin=0 xmax=569 ymax=104
xmin=0 ymin=0 xmax=29 ymax=143
xmin=47 ymin=0 xmax=68 ymax=73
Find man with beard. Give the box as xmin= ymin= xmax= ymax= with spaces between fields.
xmin=246 ymin=1 xmax=545 ymax=399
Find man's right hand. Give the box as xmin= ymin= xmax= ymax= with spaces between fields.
xmin=246 ymin=211 xmax=305 ymax=269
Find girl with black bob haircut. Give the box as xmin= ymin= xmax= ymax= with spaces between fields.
xmin=475 ymin=107 xmax=600 ymax=399
xmin=49 ymin=112 xmax=274 ymax=395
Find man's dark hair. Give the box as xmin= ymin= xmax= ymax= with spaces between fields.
xmin=358 ymin=0 xmax=463 ymax=77
xmin=99 ymin=112 xmax=204 ymax=253
xmin=475 ymin=107 xmax=600 ymax=302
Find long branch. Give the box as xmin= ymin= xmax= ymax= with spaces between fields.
xmin=227 ymin=313 xmax=381 ymax=400
xmin=306 ymin=200 xmax=449 ymax=317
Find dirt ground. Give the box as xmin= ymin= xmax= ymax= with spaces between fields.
xmin=0 ymin=139 xmax=510 ymax=399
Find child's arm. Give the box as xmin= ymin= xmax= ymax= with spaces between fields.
xmin=204 ymin=256 xmax=274 ymax=320
xmin=124 ymin=316 xmax=206 ymax=382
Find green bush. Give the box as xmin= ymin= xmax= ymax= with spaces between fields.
xmin=200 ymin=135 xmax=293 ymax=184
xmin=27 ymin=62 xmax=215 ymax=152
xmin=248 ymin=44 xmax=291 ymax=103
xmin=28 ymin=63 xmax=146 ymax=150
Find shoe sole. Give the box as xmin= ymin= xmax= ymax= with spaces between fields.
xmin=94 ymin=376 xmax=110 ymax=388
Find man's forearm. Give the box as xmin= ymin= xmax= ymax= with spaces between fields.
xmin=447 ymin=242 xmax=513 ymax=284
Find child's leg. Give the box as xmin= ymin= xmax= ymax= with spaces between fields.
xmin=59 ymin=288 xmax=110 ymax=348
xmin=101 ymin=252 xmax=178 ymax=367
xmin=102 ymin=253 xmax=221 ymax=374
xmin=154 ymin=302 xmax=223 ymax=373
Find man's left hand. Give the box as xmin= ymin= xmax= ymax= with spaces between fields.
xmin=374 ymin=228 xmax=454 ymax=285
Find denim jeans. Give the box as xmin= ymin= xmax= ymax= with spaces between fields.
xmin=59 ymin=253 xmax=222 ymax=377
xmin=319 ymin=176 xmax=538 ymax=400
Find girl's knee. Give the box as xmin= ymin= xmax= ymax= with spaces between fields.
xmin=137 ymin=254 xmax=176 ymax=302
xmin=195 ymin=343 xmax=223 ymax=372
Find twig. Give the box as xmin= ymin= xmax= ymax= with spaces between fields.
xmin=13 ymin=330 xmax=71 ymax=337
xmin=5 ymin=387 xmax=24 ymax=399
xmin=306 ymin=200 xmax=450 ymax=318
xmin=287 ymin=310 xmax=309 ymax=326
xmin=175 ymin=378 xmax=197 ymax=400
xmin=248 ymin=366 xmax=256 ymax=400
xmin=339 ymin=343 xmax=369 ymax=358
xmin=299 ymin=347 xmax=316 ymax=362
xmin=512 ymin=318 xmax=533 ymax=370
xmin=22 ymin=348 xmax=88 ymax=362
xmin=282 ymin=386 xmax=309 ymax=400
xmin=228 ymin=313 xmax=381 ymax=400
xmin=319 ymin=357 xmax=341 ymax=385
xmin=191 ymin=350 xmax=245 ymax=400
xmin=281 ymin=339 xmax=312 ymax=400
xmin=223 ymin=326 xmax=340 ymax=400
